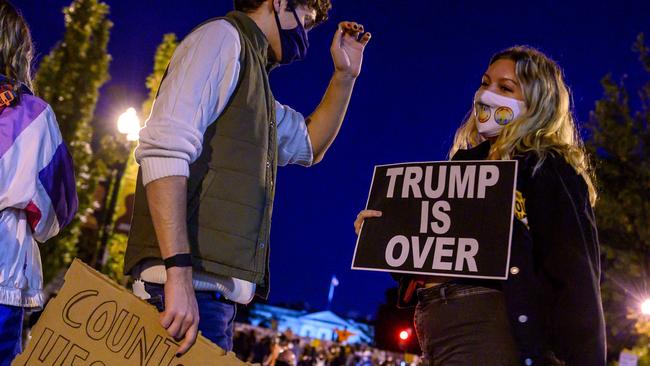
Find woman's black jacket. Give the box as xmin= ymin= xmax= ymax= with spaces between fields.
xmin=396 ymin=141 xmax=606 ymax=365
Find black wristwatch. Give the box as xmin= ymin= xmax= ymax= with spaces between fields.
xmin=163 ymin=253 xmax=193 ymax=270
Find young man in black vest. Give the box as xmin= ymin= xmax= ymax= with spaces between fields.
xmin=125 ymin=0 xmax=371 ymax=355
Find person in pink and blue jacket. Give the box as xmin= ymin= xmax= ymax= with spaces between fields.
xmin=0 ymin=2 xmax=78 ymax=363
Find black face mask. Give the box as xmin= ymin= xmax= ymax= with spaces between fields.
xmin=271 ymin=6 xmax=309 ymax=67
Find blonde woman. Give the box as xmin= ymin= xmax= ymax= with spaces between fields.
xmin=354 ymin=46 xmax=605 ymax=365
xmin=0 ymin=1 xmax=77 ymax=362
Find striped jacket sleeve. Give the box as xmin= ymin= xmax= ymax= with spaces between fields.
xmin=0 ymin=94 xmax=78 ymax=243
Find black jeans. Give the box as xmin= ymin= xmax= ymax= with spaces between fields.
xmin=414 ymin=283 xmax=519 ymax=366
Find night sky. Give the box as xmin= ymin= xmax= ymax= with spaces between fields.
xmin=19 ymin=0 xmax=650 ymax=319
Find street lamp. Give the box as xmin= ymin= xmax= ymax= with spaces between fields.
xmin=117 ymin=107 xmax=141 ymax=141
xmin=95 ymin=107 xmax=141 ymax=269
xmin=641 ymin=299 xmax=650 ymax=315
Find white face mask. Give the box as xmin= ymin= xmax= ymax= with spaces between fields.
xmin=474 ymin=89 xmax=527 ymax=138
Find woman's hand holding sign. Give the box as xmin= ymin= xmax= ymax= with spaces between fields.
xmin=354 ymin=210 xmax=383 ymax=235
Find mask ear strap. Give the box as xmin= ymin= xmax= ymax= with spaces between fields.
xmin=274 ymin=3 xmax=303 ymax=31
xmin=291 ymin=8 xmax=302 ymax=27
xmin=285 ymin=0 xmax=304 ymax=31
xmin=273 ymin=0 xmax=285 ymax=23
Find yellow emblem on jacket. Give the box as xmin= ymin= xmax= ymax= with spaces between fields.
xmin=514 ymin=190 xmax=529 ymax=228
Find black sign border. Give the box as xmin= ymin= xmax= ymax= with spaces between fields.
xmin=351 ymin=160 xmax=519 ymax=280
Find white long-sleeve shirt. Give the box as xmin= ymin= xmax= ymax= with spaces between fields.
xmin=133 ymin=20 xmax=313 ymax=304
xmin=135 ymin=20 xmax=313 ymax=185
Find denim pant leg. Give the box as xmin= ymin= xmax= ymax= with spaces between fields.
xmin=0 ymin=304 xmax=23 ymax=366
xmin=414 ymin=284 xmax=519 ymax=366
xmin=142 ymin=282 xmax=237 ymax=352
xmin=195 ymin=291 xmax=236 ymax=351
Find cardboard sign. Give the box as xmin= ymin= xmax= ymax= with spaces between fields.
xmin=352 ymin=161 xmax=517 ymax=280
xmin=13 ymin=259 xmax=252 ymax=366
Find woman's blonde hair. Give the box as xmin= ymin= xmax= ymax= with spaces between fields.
xmin=0 ymin=1 xmax=33 ymax=90
xmin=450 ymin=46 xmax=597 ymax=205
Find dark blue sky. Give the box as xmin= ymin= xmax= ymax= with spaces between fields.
xmin=19 ymin=0 xmax=650 ymax=319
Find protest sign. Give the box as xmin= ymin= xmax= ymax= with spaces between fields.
xmin=352 ymin=160 xmax=517 ymax=280
xmin=13 ymin=259 xmax=251 ymax=366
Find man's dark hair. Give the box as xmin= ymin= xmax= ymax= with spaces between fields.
xmin=234 ymin=0 xmax=332 ymax=27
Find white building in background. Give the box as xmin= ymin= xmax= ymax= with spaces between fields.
xmin=248 ymin=304 xmax=374 ymax=344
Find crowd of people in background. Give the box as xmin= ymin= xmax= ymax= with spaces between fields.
xmin=232 ymin=324 xmax=420 ymax=366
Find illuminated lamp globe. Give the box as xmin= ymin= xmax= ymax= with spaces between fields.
xmin=641 ymin=299 xmax=650 ymax=315
xmin=117 ymin=107 xmax=141 ymax=141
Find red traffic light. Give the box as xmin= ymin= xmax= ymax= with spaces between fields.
xmin=399 ymin=330 xmax=410 ymax=341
